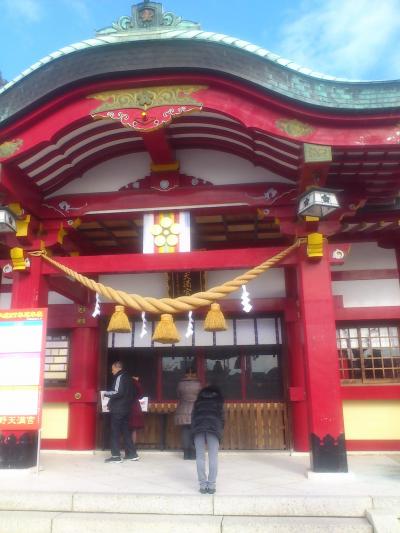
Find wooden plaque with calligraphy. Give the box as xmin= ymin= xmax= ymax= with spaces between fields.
xmin=168 ymin=272 xmax=205 ymax=298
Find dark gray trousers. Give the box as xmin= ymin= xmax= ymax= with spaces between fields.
xmin=110 ymin=412 xmax=136 ymax=458
xmin=194 ymin=432 xmax=219 ymax=490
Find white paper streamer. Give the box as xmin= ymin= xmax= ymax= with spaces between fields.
xmin=241 ymin=285 xmax=252 ymax=313
xmin=140 ymin=311 xmax=148 ymax=338
xmin=185 ymin=310 xmax=194 ymax=338
xmin=91 ymin=293 xmax=101 ymax=318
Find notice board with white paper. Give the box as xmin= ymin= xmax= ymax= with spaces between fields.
xmin=0 ymin=309 xmax=47 ymax=431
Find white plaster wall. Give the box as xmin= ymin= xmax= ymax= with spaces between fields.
xmin=331 ymin=242 xmax=397 ymax=271
xmin=49 ymin=152 xmax=151 ymax=196
xmin=99 ymin=268 xmax=285 ymax=303
xmin=48 ymin=292 xmax=74 ymax=305
xmin=49 ymin=149 xmax=294 ymax=197
xmin=177 ymin=149 xmax=294 ymax=185
xmin=206 ymin=267 xmax=286 ymax=299
xmin=332 ymin=279 xmax=400 ymax=307
xmin=0 ymin=292 xmax=11 ymax=309
xmin=99 ymin=273 xmax=167 ymax=301
xmin=1 ymin=276 xmax=12 ymax=309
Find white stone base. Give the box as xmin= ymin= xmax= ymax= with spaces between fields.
xmin=0 ymin=466 xmax=37 ymax=476
xmin=307 ymin=470 xmax=355 ymax=481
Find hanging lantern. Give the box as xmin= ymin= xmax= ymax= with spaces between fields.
xmin=297 ymin=187 xmax=340 ymax=219
xmin=107 ymin=305 xmax=132 ymax=333
xmin=152 ymin=313 xmax=180 ymax=344
xmin=204 ymin=303 xmax=227 ymax=332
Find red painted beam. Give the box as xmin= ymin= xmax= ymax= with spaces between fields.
xmin=44 ymin=298 xmax=290 ymax=328
xmin=346 ymin=440 xmax=400 ymax=451
xmin=40 ymin=246 xmax=297 ymax=275
xmin=47 ymin=276 xmax=90 ymax=306
xmin=98 ymin=297 xmax=291 ymax=317
xmin=39 ymin=244 xmax=346 ymax=276
xmin=0 ymin=163 xmax=42 ymax=217
xmin=341 ymin=385 xmax=400 ymax=400
xmin=40 ymin=182 xmax=297 ymax=219
xmin=141 ymin=129 xmax=175 ymax=164
xmin=335 ymin=302 xmax=400 ymax=320
xmin=331 ymin=269 xmax=398 ymax=281
xmin=47 ymin=303 xmax=98 ymax=329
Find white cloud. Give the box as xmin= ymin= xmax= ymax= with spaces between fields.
xmin=4 ymin=0 xmax=43 ymax=22
xmin=277 ymin=0 xmax=400 ymax=80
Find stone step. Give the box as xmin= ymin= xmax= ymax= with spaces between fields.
xmin=0 ymin=491 xmax=373 ymax=516
xmin=0 ymin=511 xmax=373 ymax=533
xmin=222 ymin=516 xmax=373 ymax=532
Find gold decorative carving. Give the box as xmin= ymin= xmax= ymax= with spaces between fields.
xmin=276 ymin=119 xmax=314 ymax=138
xmin=89 ymin=85 xmax=206 ymax=112
xmin=0 ymin=139 xmax=23 ymax=158
xmin=10 ymin=247 xmax=27 ymax=271
xmin=303 ymin=143 xmax=332 ymax=163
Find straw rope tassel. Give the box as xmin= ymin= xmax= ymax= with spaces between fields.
xmin=107 ymin=305 xmax=132 ymax=333
xmin=153 ymin=313 xmax=180 ymax=344
xmin=29 ymin=240 xmax=301 ymax=314
xmin=204 ymin=302 xmax=227 ymax=332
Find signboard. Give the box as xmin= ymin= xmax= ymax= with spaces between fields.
xmin=0 ymin=309 xmax=47 ymax=431
xmin=168 ymin=271 xmax=205 ymax=298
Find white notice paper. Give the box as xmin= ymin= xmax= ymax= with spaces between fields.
xmin=100 ymin=391 xmax=110 ymax=413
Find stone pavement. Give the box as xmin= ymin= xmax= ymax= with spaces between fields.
xmin=0 ymin=451 xmax=399 ymax=532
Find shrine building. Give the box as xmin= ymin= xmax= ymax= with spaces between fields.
xmin=0 ymin=1 xmax=399 ymax=472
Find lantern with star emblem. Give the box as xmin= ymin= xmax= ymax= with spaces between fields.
xmin=298 ymin=187 xmax=340 ymax=218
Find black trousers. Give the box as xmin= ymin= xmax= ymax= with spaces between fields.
xmin=110 ymin=412 xmax=136 ymax=457
xmin=181 ymin=424 xmax=195 ymax=454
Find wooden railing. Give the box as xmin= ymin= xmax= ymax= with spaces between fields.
xmin=222 ymin=402 xmax=287 ymax=450
xmin=136 ymin=402 xmax=288 ymax=450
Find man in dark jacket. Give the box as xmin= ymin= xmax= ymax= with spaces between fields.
xmin=104 ymin=361 xmax=138 ymax=463
xmin=191 ymin=386 xmax=224 ymax=494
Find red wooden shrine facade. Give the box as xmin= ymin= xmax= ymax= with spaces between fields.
xmin=0 ymin=1 xmax=399 ymax=472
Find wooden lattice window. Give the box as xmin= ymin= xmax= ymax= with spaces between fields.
xmin=44 ymin=332 xmax=70 ymax=386
xmin=337 ymin=325 xmax=400 ymax=383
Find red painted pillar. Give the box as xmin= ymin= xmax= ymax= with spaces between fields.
xmin=297 ymin=244 xmax=348 ymax=472
xmin=11 ymin=258 xmax=48 ymax=308
xmin=285 ymin=267 xmax=309 ymax=452
xmin=67 ymin=326 xmax=99 ymax=450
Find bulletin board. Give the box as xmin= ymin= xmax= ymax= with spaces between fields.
xmin=0 ymin=309 xmax=47 ymax=431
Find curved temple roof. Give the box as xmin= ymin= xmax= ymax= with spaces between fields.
xmin=1 ymin=1 xmax=400 ymax=125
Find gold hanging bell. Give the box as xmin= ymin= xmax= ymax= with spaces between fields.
xmin=107 ymin=305 xmax=132 ymax=333
xmin=152 ymin=313 xmax=180 ymax=344
xmin=204 ymin=302 xmax=227 ymax=332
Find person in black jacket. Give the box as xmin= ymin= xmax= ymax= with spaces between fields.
xmin=104 ymin=361 xmax=138 ymax=463
xmin=191 ymin=386 xmax=224 ymax=494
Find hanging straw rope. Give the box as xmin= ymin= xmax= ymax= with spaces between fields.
xmin=30 ymin=239 xmax=301 ymax=314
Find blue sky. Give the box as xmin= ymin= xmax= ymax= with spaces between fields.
xmin=1 ymin=0 xmax=400 ymax=83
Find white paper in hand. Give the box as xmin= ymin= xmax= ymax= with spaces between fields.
xmin=139 ymin=396 xmax=149 ymax=412
xmin=100 ymin=391 xmax=110 ymax=413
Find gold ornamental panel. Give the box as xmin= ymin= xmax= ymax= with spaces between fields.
xmin=0 ymin=139 xmax=23 ymax=159
xmin=276 ymin=118 xmax=315 ymax=138
xmin=89 ymin=85 xmax=206 ymax=112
